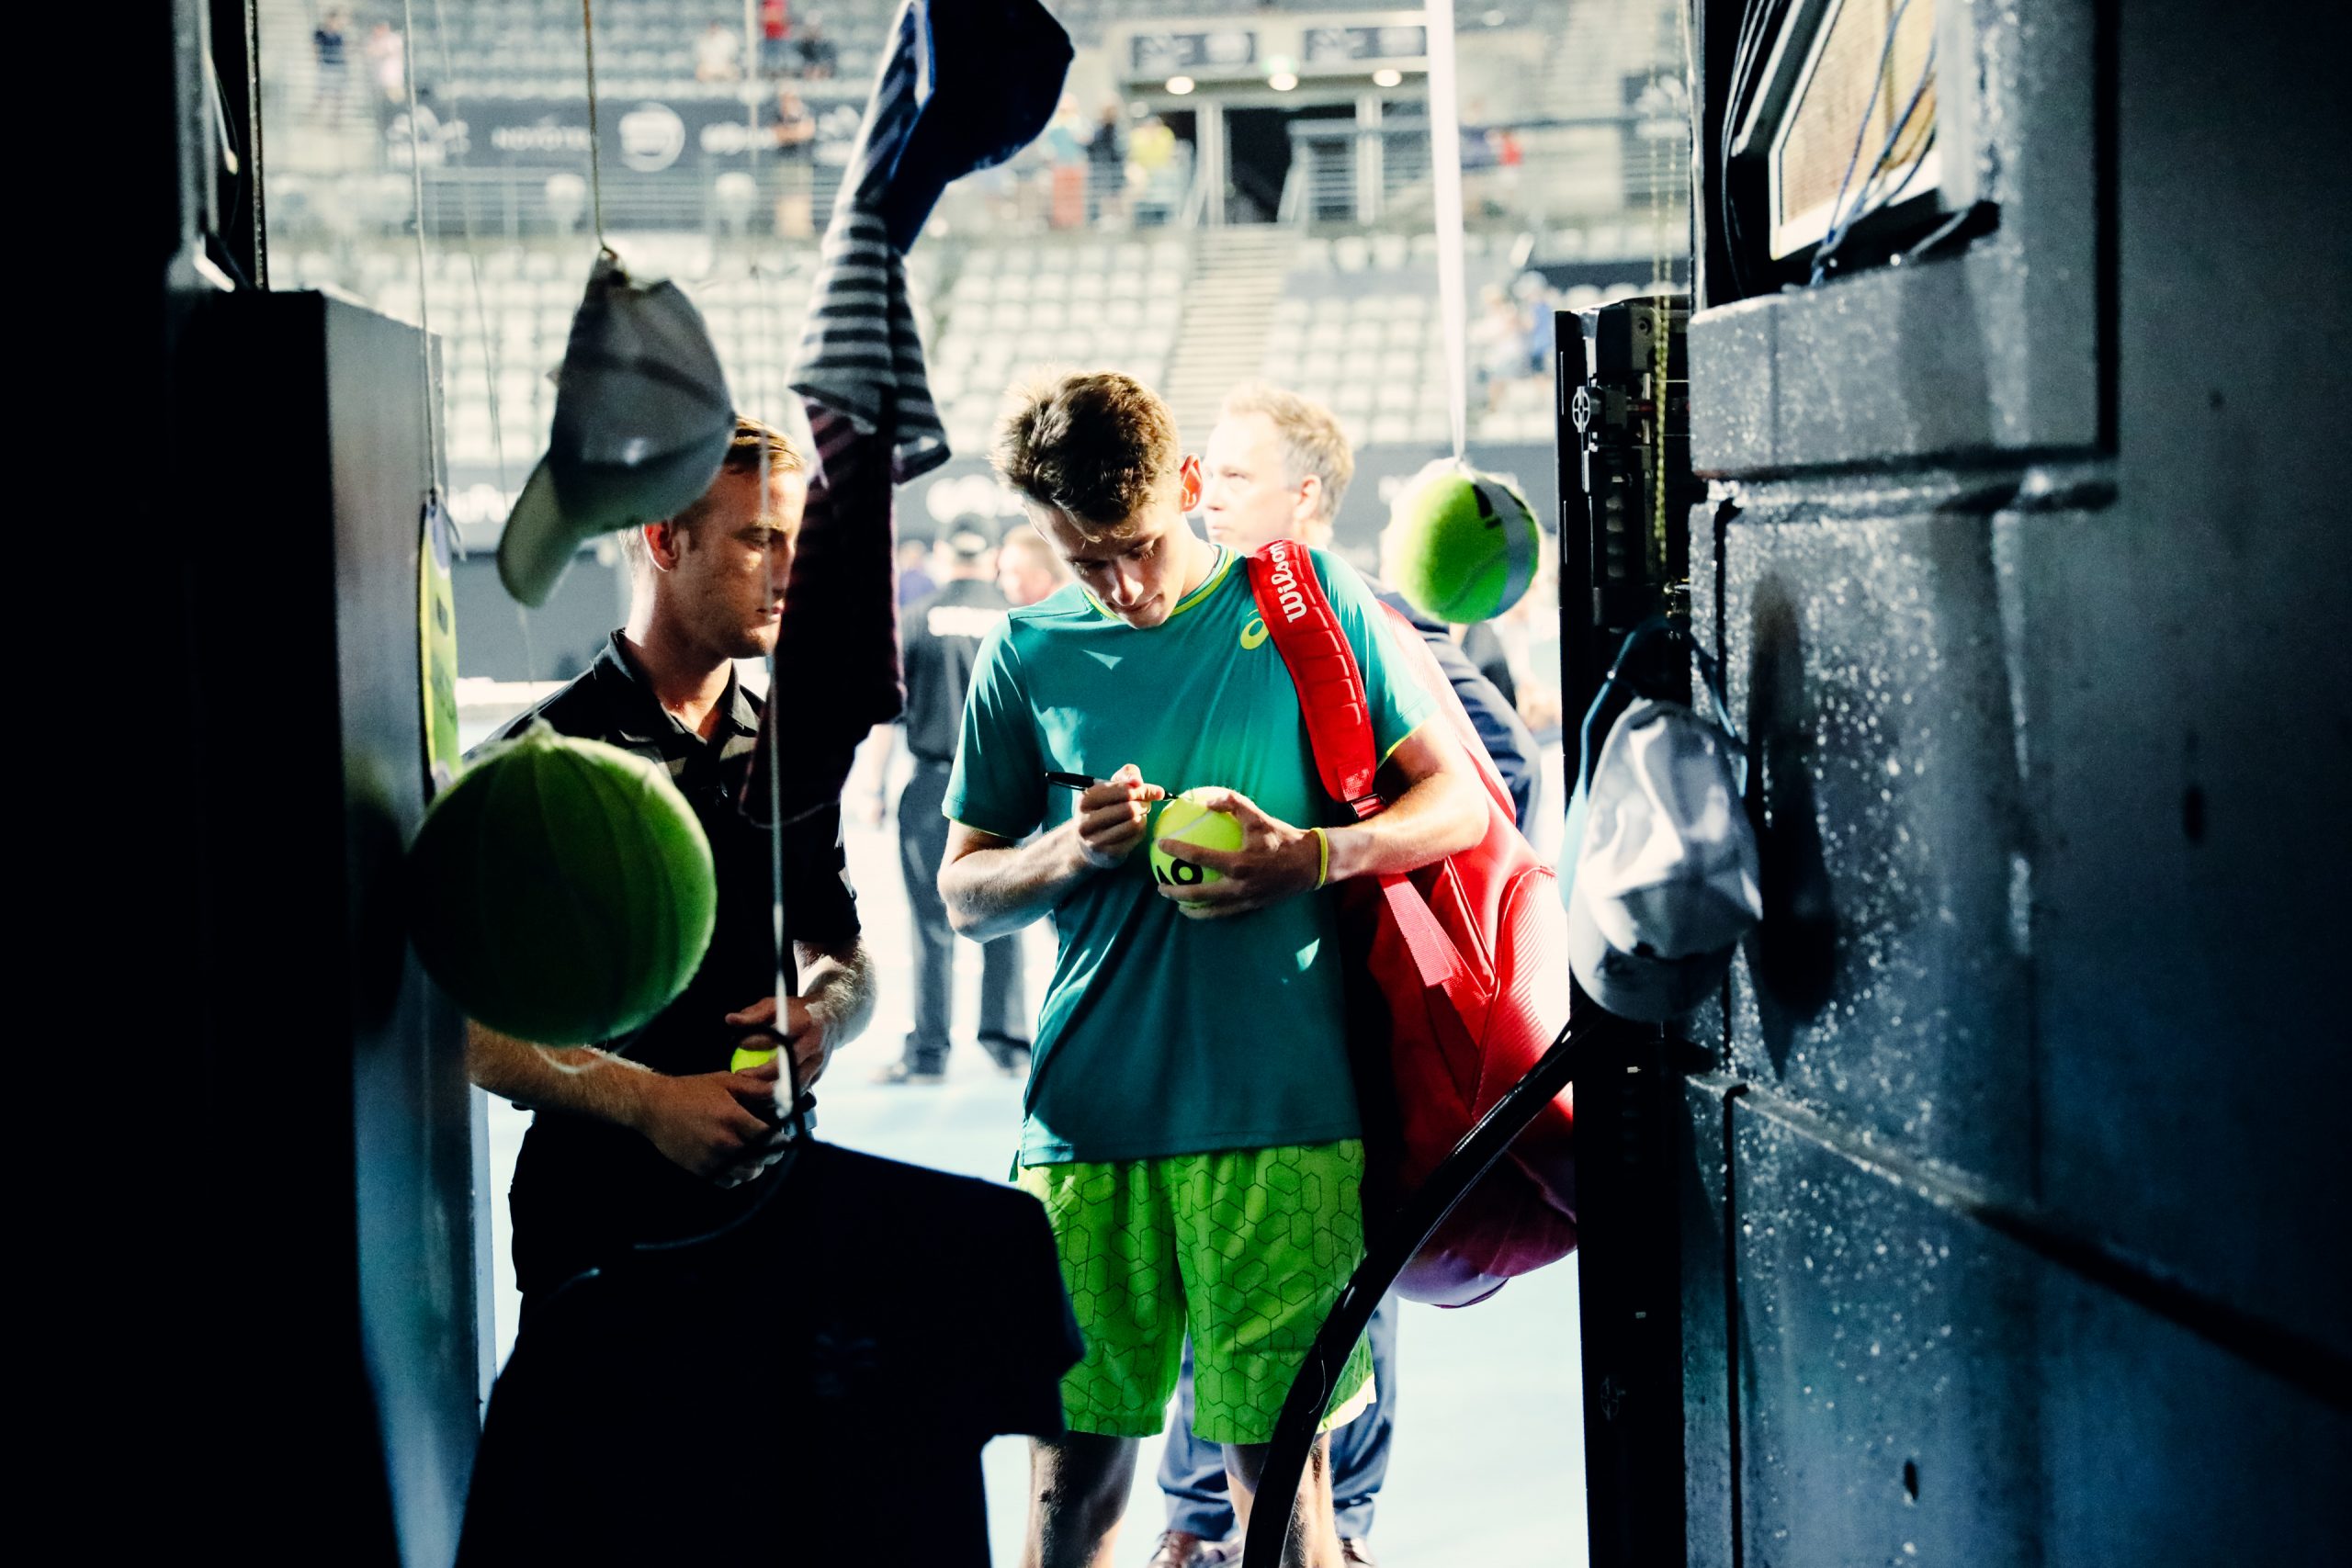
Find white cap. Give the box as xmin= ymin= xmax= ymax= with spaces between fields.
xmin=1566 ymin=697 xmax=1762 ymax=1022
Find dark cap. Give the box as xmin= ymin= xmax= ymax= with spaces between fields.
xmin=497 ymin=251 xmax=736 ymax=607
xmin=941 ymin=513 xmax=997 ymax=559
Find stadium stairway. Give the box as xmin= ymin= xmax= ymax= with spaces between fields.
xmin=1162 ymin=227 xmax=1297 ymax=442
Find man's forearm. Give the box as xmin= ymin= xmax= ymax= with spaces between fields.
xmin=1327 ymin=765 xmax=1486 ymax=883
xmin=942 ymin=826 xmax=1091 ymax=942
xmin=796 ymin=939 xmax=876 ymax=1049
xmin=466 ymin=1021 xmax=650 ymax=1131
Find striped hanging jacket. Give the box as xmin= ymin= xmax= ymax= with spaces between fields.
xmin=754 ymin=0 xmax=1072 ymax=828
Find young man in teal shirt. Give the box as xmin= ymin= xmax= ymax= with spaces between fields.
xmin=939 ymin=373 xmax=1486 ymax=1568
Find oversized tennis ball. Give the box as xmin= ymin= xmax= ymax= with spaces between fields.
xmin=1385 ymin=460 xmax=1542 ymax=623
xmin=407 ymin=721 xmax=717 ymax=1044
xmin=1149 ymin=790 xmax=1245 ymax=893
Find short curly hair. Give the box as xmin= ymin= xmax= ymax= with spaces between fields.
xmin=991 ymin=371 xmax=1182 ymax=534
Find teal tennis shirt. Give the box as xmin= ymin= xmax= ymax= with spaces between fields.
xmin=944 ymin=542 xmax=1434 ymax=1167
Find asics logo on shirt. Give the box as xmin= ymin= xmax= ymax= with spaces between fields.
xmin=1239 ymin=616 xmax=1269 ymax=649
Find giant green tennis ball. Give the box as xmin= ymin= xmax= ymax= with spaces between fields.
xmin=1149 ymin=790 xmax=1244 ymax=897
xmin=408 ymin=721 xmax=718 ymax=1044
xmin=1385 ymin=460 xmax=1542 ymax=623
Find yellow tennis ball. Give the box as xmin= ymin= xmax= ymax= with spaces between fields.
xmin=730 ymin=1045 xmax=778 ymax=1073
xmin=1149 ymin=790 xmax=1245 ymax=892
xmin=1386 ymin=460 xmax=1542 ymax=624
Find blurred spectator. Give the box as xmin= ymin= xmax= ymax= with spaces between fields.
xmin=1087 ymin=104 xmax=1126 ymax=228
xmin=796 ymin=15 xmax=839 ymax=80
xmin=996 ymin=525 xmax=1069 ymax=608
xmin=758 ymin=0 xmax=792 ymax=79
xmin=695 ymin=21 xmax=741 ymax=83
xmin=865 ymin=517 xmax=1030 ymax=1086
xmin=767 ymin=85 xmax=817 ymax=238
xmin=1129 ymin=114 xmax=1183 ymax=226
xmin=1044 ymin=96 xmax=1087 ymax=231
xmin=1474 ymin=284 xmax=1534 ymax=411
xmin=896 ymin=526 xmax=937 ymax=609
xmin=312 ymin=9 xmax=349 ymax=125
xmin=366 ymin=22 xmax=404 ymax=106
xmin=1513 ymin=271 xmax=1553 ymax=371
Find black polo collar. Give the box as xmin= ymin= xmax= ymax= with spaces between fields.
xmin=594 ymin=631 xmax=762 ymax=754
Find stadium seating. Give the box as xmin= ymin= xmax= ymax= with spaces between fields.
xmin=929 ymin=235 xmax=1190 ymax=455
xmin=277 ymin=239 xmax=942 ymax=473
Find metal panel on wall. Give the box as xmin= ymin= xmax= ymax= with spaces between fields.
xmin=1663 ymin=0 xmax=2352 ymax=1562
xmin=175 ymin=290 xmax=481 ymax=1564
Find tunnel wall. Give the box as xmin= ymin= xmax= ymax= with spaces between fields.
xmin=1674 ymin=2 xmax=2352 ymax=1561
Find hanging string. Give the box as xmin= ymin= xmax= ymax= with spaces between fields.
xmin=1424 ymin=0 xmax=1469 ymax=463
xmin=400 ymin=0 xmax=440 ymax=500
xmin=582 ymin=0 xmax=608 ymax=249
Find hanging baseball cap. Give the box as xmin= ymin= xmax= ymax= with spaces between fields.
xmin=497 ymin=250 xmax=737 ymax=606
xmin=1565 ymin=695 xmax=1763 ymax=1021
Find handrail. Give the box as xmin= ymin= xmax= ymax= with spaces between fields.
xmin=1237 ymin=1016 xmax=1600 ymax=1568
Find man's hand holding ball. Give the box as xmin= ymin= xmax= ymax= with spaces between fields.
xmin=1153 ymin=787 xmax=1324 ymax=919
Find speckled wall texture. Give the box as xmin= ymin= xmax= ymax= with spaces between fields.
xmin=1670 ymin=1 xmax=2352 ymax=1562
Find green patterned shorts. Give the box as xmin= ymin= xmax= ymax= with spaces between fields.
xmin=1016 ymin=1139 xmax=1374 ymax=1445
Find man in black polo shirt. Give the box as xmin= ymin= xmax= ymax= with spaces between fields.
xmin=467 ymin=419 xmax=876 ymax=1312
xmin=865 ymin=513 xmax=1030 ymax=1083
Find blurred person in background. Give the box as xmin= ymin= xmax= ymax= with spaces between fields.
xmin=366 ymin=21 xmax=403 ymax=107
xmin=767 ymin=83 xmax=818 ymax=238
xmin=1045 ymin=95 xmax=1088 ymax=231
xmin=859 ymin=517 xmax=1032 ymax=1085
xmin=795 ymin=13 xmax=839 ymax=80
xmin=896 ymin=518 xmax=938 ymax=608
xmin=1089 ymin=103 xmax=1128 ymax=227
xmin=758 ymin=0 xmax=791 ymax=78
xmin=998 ymin=522 xmax=1071 ymax=608
xmin=1474 ymin=284 xmax=1532 ymax=412
xmin=311 ymin=9 xmax=349 ymax=125
xmin=1171 ymin=382 xmax=1538 ymax=1568
xmin=695 ymin=19 xmax=741 ymax=83
xmin=1129 ymin=115 xmax=1185 ymax=228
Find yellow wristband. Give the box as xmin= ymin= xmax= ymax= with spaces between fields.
xmin=1311 ymin=826 xmax=1330 ymax=890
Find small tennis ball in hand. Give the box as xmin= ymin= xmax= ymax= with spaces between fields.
xmin=1386 ymin=460 xmax=1542 ymax=624
xmin=1149 ymin=790 xmax=1244 ymax=901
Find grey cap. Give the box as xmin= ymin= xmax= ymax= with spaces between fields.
xmin=497 ymin=251 xmax=737 ymax=606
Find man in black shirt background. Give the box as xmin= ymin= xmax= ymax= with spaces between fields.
xmin=863 ymin=514 xmax=1031 ymax=1084
xmin=466 ymin=419 xmax=876 ymax=1313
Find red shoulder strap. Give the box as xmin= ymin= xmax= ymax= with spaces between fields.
xmin=1247 ymin=541 xmax=1384 ymax=820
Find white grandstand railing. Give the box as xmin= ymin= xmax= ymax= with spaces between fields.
xmin=1279 ymin=114 xmax=1689 ymax=231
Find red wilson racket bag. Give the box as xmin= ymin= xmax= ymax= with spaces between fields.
xmin=1248 ymin=541 xmax=1576 ymax=1306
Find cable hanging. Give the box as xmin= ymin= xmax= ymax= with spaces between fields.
xmin=582 ymin=0 xmax=608 ymax=249
xmin=400 ymin=0 xmax=440 ymax=500
xmin=1424 ymin=0 xmax=1469 ymax=462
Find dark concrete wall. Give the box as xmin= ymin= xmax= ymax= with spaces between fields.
xmin=1678 ymin=1 xmax=2352 ymax=1561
